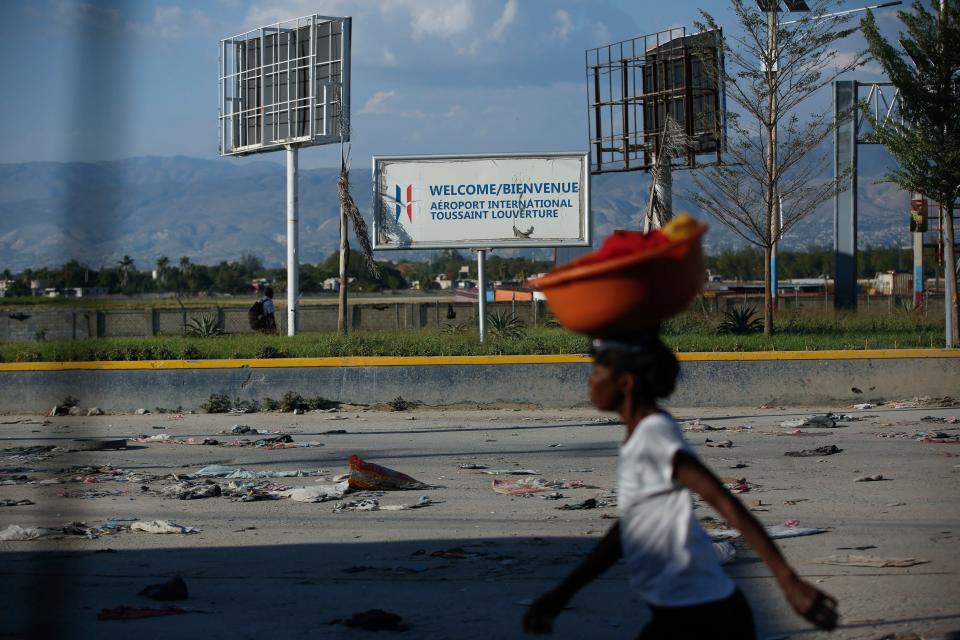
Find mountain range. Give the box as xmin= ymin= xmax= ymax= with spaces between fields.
xmin=0 ymin=153 xmax=910 ymax=272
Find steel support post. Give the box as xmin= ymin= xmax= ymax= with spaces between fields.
xmin=834 ymin=80 xmax=858 ymax=309
xmin=286 ymin=145 xmax=299 ymax=336
xmin=477 ymin=249 xmax=487 ymax=344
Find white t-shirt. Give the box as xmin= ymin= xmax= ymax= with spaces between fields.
xmin=618 ymin=412 xmax=735 ymax=607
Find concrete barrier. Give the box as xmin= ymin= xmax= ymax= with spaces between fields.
xmin=0 ymin=350 xmax=957 ymax=413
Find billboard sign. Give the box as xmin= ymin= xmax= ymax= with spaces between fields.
xmin=373 ymin=152 xmax=590 ymax=250
xmin=587 ymin=27 xmax=725 ymax=174
xmin=219 ymin=15 xmax=350 ymax=156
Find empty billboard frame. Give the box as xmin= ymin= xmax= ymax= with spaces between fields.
xmin=219 ymin=15 xmax=351 ymax=156
xmin=587 ymin=27 xmax=726 ymax=174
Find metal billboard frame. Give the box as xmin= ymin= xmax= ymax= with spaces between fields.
xmin=218 ymin=15 xmax=351 ymax=157
xmin=371 ymin=151 xmax=592 ymax=251
xmin=586 ymin=27 xmax=726 ymax=175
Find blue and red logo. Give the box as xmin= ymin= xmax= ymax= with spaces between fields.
xmin=395 ymin=184 xmax=413 ymax=223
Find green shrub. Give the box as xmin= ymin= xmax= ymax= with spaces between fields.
xmin=487 ymin=311 xmax=525 ymax=340
xmin=279 ymin=391 xmax=305 ymax=412
xmin=717 ymin=306 xmax=763 ymax=335
xmin=201 ymin=393 xmax=232 ymax=413
xmin=388 ymin=395 xmax=418 ymax=411
xmin=185 ymin=313 xmax=224 ymax=337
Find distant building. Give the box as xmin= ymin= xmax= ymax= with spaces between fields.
xmin=434 ymin=275 xmax=452 ymax=290
xmin=323 ymin=277 xmax=355 ymax=291
xmin=454 ymin=278 xmax=477 ymax=290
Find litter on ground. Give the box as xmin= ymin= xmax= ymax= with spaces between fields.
xmin=813 ymin=555 xmax=930 ymax=568
xmin=784 ymin=445 xmax=843 ymax=457
xmin=348 ymin=455 xmax=429 ymax=490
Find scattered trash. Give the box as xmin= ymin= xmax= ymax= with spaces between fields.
xmin=836 ymin=545 xmax=877 ymax=551
xmin=223 ymin=424 xmax=260 ymax=434
xmin=134 ymin=408 xmax=150 ymax=415
xmin=784 ymin=445 xmax=843 ymax=457
xmin=0 ymin=524 xmax=56 ymax=540
xmin=729 ymin=462 xmax=748 ymax=469
xmin=547 ymin=443 xmax=564 ymax=448
xmin=67 ymin=438 xmax=127 ymax=451
xmin=888 ymin=396 xmax=957 ymax=409
xmin=457 ymin=463 xmax=489 ymax=470
xmin=321 ymin=429 xmax=348 ymax=435
xmin=710 ymin=524 xmax=827 ymax=541
xmin=540 ymin=491 xmax=565 ymax=500
xmin=780 ymin=415 xmax=836 ymax=429
xmin=557 ymin=498 xmax=611 ymax=510
xmin=493 ymin=478 xmax=550 ymax=495
xmin=139 ymin=576 xmax=188 ymax=601
xmin=853 ymin=403 xmax=876 ymax=410
xmin=783 ymin=519 xmax=801 ymax=527
xmin=87 ymin=407 xmax=104 ymax=416
xmin=481 ymin=469 xmax=540 ymax=475
xmin=722 ymin=480 xmax=751 ymax=494
xmin=97 ymin=606 xmax=189 ymax=621
xmin=134 ymin=434 xmax=218 ymax=446
xmin=713 ymin=541 xmax=737 ymax=565
xmin=333 ymin=499 xmax=381 ymax=512
xmin=683 ymin=419 xmax=725 ymax=432
xmin=813 ymin=555 xmax=930 ymax=568
xmin=130 ymin=520 xmax=198 ymax=534
xmin=340 ymin=609 xmax=409 ymax=632
xmin=193 ymin=465 xmax=325 ymax=479
xmin=854 ymin=474 xmax=887 ymax=482
xmin=284 ymin=481 xmax=350 ymax=503
xmin=348 ymin=455 xmax=429 ymax=490
xmin=161 ymin=481 xmax=222 ymax=500
xmin=704 ymin=439 xmax=733 ymax=448
xmin=0 ymin=499 xmax=35 ymax=507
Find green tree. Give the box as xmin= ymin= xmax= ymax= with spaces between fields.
xmin=861 ymin=1 xmax=960 ymax=344
xmin=155 ymin=255 xmax=170 ymax=288
xmin=117 ymin=255 xmax=135 ymax=289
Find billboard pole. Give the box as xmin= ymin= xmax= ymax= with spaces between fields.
xmin=286 ymin=145 xmax=299 ymax=336
xmin=477 ymin=249 xmax=487 ymax=343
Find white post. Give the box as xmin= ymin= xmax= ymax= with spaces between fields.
xmin=477 ymin=249 xmax=487 ymax=343
xmin=286 ymin=145 xmax=299 ymax=336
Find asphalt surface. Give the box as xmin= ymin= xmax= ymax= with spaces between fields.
xmin=1 ymin=401 xmax=958 ymax=639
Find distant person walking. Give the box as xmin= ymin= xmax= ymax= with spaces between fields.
xmin=248 ymin=284 xmax=277 ymax=334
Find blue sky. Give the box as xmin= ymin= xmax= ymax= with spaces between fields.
xmin=0 ymin=0 xmax=902 ymax=170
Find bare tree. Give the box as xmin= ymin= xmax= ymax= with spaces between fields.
xmin=692 ymin=0 xmax=865 ymax=335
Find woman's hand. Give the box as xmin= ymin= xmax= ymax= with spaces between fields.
xmin=780 ymin=573 xmax=839 ymax=631
xmin=522 ymin=588 xmax=570 ymax=635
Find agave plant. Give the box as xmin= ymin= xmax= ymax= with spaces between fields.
xmin=185 ymin=313 xmax=225 ymax=337
xmin=717 ymin=306 xmax=763 ymax=335
xmin=487 ymin=311 xmax=526 ymax=340
xmin=441 ymin=322 xmax=470 ymax=334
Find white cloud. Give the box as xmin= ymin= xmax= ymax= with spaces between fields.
xmin=391 ymin=0 xmax=473 ymax=41
xmin=361 ymin=90 xmax=398 ymax=114
xmin=152 ymin=6 xmax=185 ymax=39
xmin=245 ymin=1 xmax=356 ymax=29
xmin=591 ymin=22 xmax=612 ymax=47
xmin=443 ymin=105 xmax=463 ymax=118
xmin=382 ymin=48 xmax=398 ymax=66
xmin=549 ymin=9 xmax=573 ymax=43
xmin=488 ymin=0 xmax=518 ymax=41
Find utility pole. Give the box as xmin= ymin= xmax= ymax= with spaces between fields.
xmin=942 ymin=0 xmax=958 ymax=347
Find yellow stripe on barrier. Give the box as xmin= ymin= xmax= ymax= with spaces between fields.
xmin=0 ymin=349 xmax=956 ymax=372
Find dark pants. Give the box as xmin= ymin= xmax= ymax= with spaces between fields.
xmin=638 ymin=589 xmax=756 ymax=640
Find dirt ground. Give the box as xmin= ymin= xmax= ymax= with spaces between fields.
xmin=1 ymin=401 xmax=958 ymax=640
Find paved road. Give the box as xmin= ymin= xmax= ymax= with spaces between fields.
xmin=1 ymin=402 xmax=958 ymax=639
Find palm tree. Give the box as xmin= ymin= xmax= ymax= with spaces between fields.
xmin=117 ymin=255 xmax=135 ymax=288
xmin=155 ymin=255 xmax=170 ymax=286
